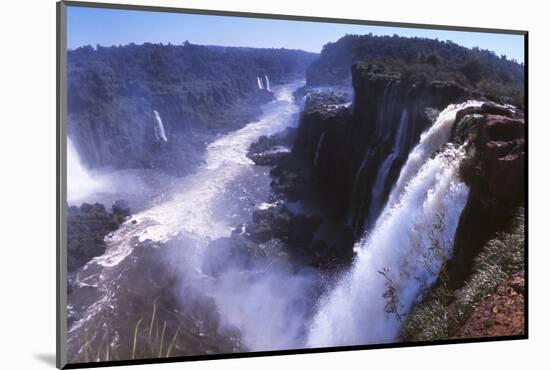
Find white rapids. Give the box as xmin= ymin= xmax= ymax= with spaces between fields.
xmin=75 ymin=81 xmax=303 ymax=280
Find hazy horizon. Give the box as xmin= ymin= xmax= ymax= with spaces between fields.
xmin=67 ymin=6 xmax=525 ymax=63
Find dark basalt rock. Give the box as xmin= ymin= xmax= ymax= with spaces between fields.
xmin=252 ymin=208 xmax=276 ymax=224
xmin=220 ymin=193 xmax=354 ymax=271
xmin=247 ymin=127 xmax=296 ymax=166
xmin=426 ymin=80 xmax=470 ymax=109
xmin=293 ymin=92 xmax=354 ymax=217
xmin=246 ymin=222 xmax=274 ymax=243
xmin=67 ymin=200 xmax=130 ymax=272
xmin=344 ymin=62 xmax=477 ymax=235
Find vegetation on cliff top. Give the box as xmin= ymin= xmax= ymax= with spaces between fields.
xmin=307 ymin=34 xmax=524 ymax=106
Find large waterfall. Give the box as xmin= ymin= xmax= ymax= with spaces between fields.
xmin=67 ymin=78 xmax=488 ymax=359
xmin=153 ymin=110 xmax=168 ymax=142
xmin=306 ymin=102 xmax=480 ymax=347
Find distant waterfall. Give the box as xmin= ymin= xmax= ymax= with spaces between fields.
xmin=314 ymin=132 xmax=325 ymax=167
xmin=153 ymin=110 xmax=168 ymax=142
xmin=307 ymin=102 xmax=479 ymax=347
xmin=256 ymin=75 xmax=271 ymax=91
xmin=265 ymin=74 xmax=271 ymax=92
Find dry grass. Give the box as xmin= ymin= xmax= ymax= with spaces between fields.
xmin=77 ymin=300 xmax=182 ymax=363
xmin=402 ymin=208 xmax=525 ymax=341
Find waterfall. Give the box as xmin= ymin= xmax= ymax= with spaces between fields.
xmin=307 ymin=103 xmax=477 ymax=347
xmin=153 ymin=110 xmax=168 ymax=142
xmin=314 ymin=132 xmax=325 ymax=167
xmin=367 ymin=109 xmax=409 ymax=223
xmin=67 ymin=137 xmax=104 ymax=203
xmin=257 ymin=76 xmax=264 ymax=90
xmin=387 ymin=101 xmax=482 ymax=208
xmin=265 ymin=74 xmax=271 ymax=92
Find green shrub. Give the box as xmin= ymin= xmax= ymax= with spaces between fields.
xmin=307 ymin=34 xmax=524 ymax=105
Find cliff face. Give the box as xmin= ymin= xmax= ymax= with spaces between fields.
xmin=67 ymin=201 xmax=130 ymax=272
xmin=289 ymin=71 xmax=526 ymax=344
xmin=295 ymin=62 xmax=471 ymax=236
xmin=296 ymin=60 xmax=525 ymax=270
xmin=401 ymin=103 xmax=525 ymax=342
xmin=67 ymin=43 xmax=317 ymax=175
xmin=292 ymin=90 xmax=354 ymax=217
xmin=449 ymin=103 xmax=525 ymax=286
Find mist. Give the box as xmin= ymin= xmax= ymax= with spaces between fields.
xmin=67 ymin=137 xmax=176 ymax=211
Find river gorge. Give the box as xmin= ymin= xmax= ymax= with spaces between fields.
xmin=65 ymin=35 xmax=525 ymax=364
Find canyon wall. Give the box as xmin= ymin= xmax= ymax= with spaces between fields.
xmin=296 ymin=62 xmax=471 ymax=236
xmin=67 ymin=42 xmax=317 ymax=175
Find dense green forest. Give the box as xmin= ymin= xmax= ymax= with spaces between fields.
xmin=307 ymin=34 xmax=524 ymax=106
xmin=67 ymin=42 xmax=317 ymax=173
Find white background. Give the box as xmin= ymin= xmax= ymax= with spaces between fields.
xmin=0 ymin=0 xmax=547 ymax=368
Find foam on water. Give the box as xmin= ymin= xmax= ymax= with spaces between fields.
xmin=90 ymin=82 xmax=303 ymax=267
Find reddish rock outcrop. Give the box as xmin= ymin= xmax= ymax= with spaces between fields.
xmin=448 ymin=104 xmax=525 ymax=287
xmin=479 ymin=113 xmax=525 ymax=205
xmin=454 ymin=273 xmax=525 ymax=339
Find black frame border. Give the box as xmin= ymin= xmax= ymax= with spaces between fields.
xmin=56 ymin=1 xmax=529 ymax=369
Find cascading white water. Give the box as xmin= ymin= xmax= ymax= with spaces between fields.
xmin=314 ymin=132 xmax=325 ymax=167
xmin=88 ymin=84 xmax=302 ymax=269
xmin=153 ymin=110 xmax=168 ymax=142
xmin=387 ymin=101 xmax=482 ymax=208
xmin=265 ymin=74 xmax=271 ymax=92
xmin=257 ymin=76 xmax=264 ymax=90
xmin=306 ymin=103 xmax=478 ymax=347
xmin=67 ymin=137 xmax=105 ymax=204
xmin=367 ymin=109 xmax=409 ymax=222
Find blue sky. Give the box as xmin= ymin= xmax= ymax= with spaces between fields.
xmin=67 ymin=6 xmax=525 ymax=63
